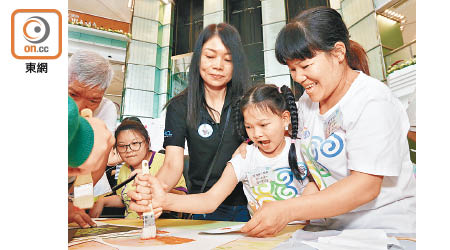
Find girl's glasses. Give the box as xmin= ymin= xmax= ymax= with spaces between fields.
xmin=117 ymin=141 xmax=143 ymax=153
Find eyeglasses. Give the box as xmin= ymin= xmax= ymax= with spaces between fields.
xmin=117 ymin=141 xmax=144 ymax=153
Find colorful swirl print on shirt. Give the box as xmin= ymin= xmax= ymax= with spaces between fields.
xmin=301 ymin=134 xmax=344 ymax=190
xmin=251 ymin=167 xmax=299 ymax=205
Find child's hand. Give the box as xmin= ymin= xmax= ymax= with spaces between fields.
xmin=232 ymin=141 xmax=248 ymax=159
xmin=107 ymin=147 xmax=123 ymax=166
xmin=89 ymin=196 xmax=105 ymax=218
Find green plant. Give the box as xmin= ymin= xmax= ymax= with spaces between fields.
xmin=387 ymin=58 xmax=416 ymax=76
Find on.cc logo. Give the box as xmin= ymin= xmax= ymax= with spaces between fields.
xmin=23 ymin=16 xmax=50 ymax=44
xmin=11 ymin=9 xmax=61 ymax=59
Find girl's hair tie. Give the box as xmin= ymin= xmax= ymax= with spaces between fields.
xmin=245 ymin=138 xmax=251 ymax=143
xmin=278 ymin=87 xmax=282 ymax=93
xmin=291 ymin=138 xmax=296 ymax=144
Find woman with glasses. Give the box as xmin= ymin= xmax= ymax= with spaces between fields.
xmin=88 ymin=119 xmax=188 ymax=219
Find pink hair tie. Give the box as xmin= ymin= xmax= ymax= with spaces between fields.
xmin=245 ymin=138 xmax=251 ymax=143
xmin=291 ymin=138 xmax=296 ymax=144
xmin=278 ymin=87 xmax=282 ymax=93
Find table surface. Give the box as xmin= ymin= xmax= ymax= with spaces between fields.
xmin=68 ymin=218 xmax=305 ymax=249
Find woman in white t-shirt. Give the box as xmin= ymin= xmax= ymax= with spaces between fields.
xmin=240 ymin=7 xmax=416 ymax=236
xmin=139 ymin=84 xmax=318 ymax=236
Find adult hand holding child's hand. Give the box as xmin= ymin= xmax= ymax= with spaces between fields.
xmin=128 ymin=173 xmax=166 ymax=218
xmin=128 ymin=173 xmax=151 ymax=214
xmin=147 ymin=175 xmax=167 ymax=214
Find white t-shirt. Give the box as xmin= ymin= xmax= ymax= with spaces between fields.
xmin=93 ymin=172 xmax=112 ymax=196
xmin=92 ymin=97 xmax=117 ymax=195
xmin=297 ymin=72 xmax=416 ymax=233
xmin=93 ymin=97 xmax=117 ymax=133
xmin=229 ymin=137 xmax=309 ymax=215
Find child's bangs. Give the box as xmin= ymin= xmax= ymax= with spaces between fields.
xmin=247 ymin=101 xmax=283 ymax=117
xmin=275 ymin=22 xmax=315 ymax=65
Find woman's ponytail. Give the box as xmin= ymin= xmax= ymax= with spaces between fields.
xmin=347 ymin=40 xmax=370 ymax=75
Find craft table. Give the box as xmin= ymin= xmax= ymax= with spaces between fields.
xmin=68 ymin=218 xmax=305 ymax=249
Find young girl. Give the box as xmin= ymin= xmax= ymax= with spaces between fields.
xmin=239 ymin=7 xmax=415 ymax=236
xmin=143 ymin=84 xmax=318 ymax=224
xmin=89 ymin=119 xmax=187 ymax=219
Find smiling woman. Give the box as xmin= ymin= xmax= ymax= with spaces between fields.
xmin=128 ymin=23 xmax=252 ymax=222
xmin=234 ymin=6 xmax=416 ymax=236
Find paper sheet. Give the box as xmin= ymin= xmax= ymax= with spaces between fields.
xmin=274 ymin=229 xmax=415 ymax=250
xmin=199 ymin=224 xmax=244 ymax=234
xmin=69 ymin=219 xmax=246 ymax=250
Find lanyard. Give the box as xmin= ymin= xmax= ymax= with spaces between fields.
xmin=200 ymin=107 xmax=231 ymax=193
xmin=147 ymin=150 xmax=156 ymax=167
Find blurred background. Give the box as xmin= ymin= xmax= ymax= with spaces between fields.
xmin=68 ymin=0 xmax=416 ymax=152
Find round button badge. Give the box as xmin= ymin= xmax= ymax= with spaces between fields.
xmin=198 ymin=123 xmax=213 ymax=138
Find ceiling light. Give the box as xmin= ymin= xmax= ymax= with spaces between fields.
xmin=380 ymin=8 xmax=404 ymax=23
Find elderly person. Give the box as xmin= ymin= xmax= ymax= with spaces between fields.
xmin=68 ymin=50 xmax=117 ymax=209
xmin=68 ymin=50 xmax=117 ymax=133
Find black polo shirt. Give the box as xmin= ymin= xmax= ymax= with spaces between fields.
xmin=163 ymin=90 xmax=247 ymax=206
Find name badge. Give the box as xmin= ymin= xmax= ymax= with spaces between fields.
xmin=299 ymin=127 xmax=310 ymax=139
xmin=324 ymin=107 xmax=343 ymax=138
xmin=248 ymin=167 xmax=272 ymax=187
xmin=198 ymin=123 xmax=213 ymax=138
